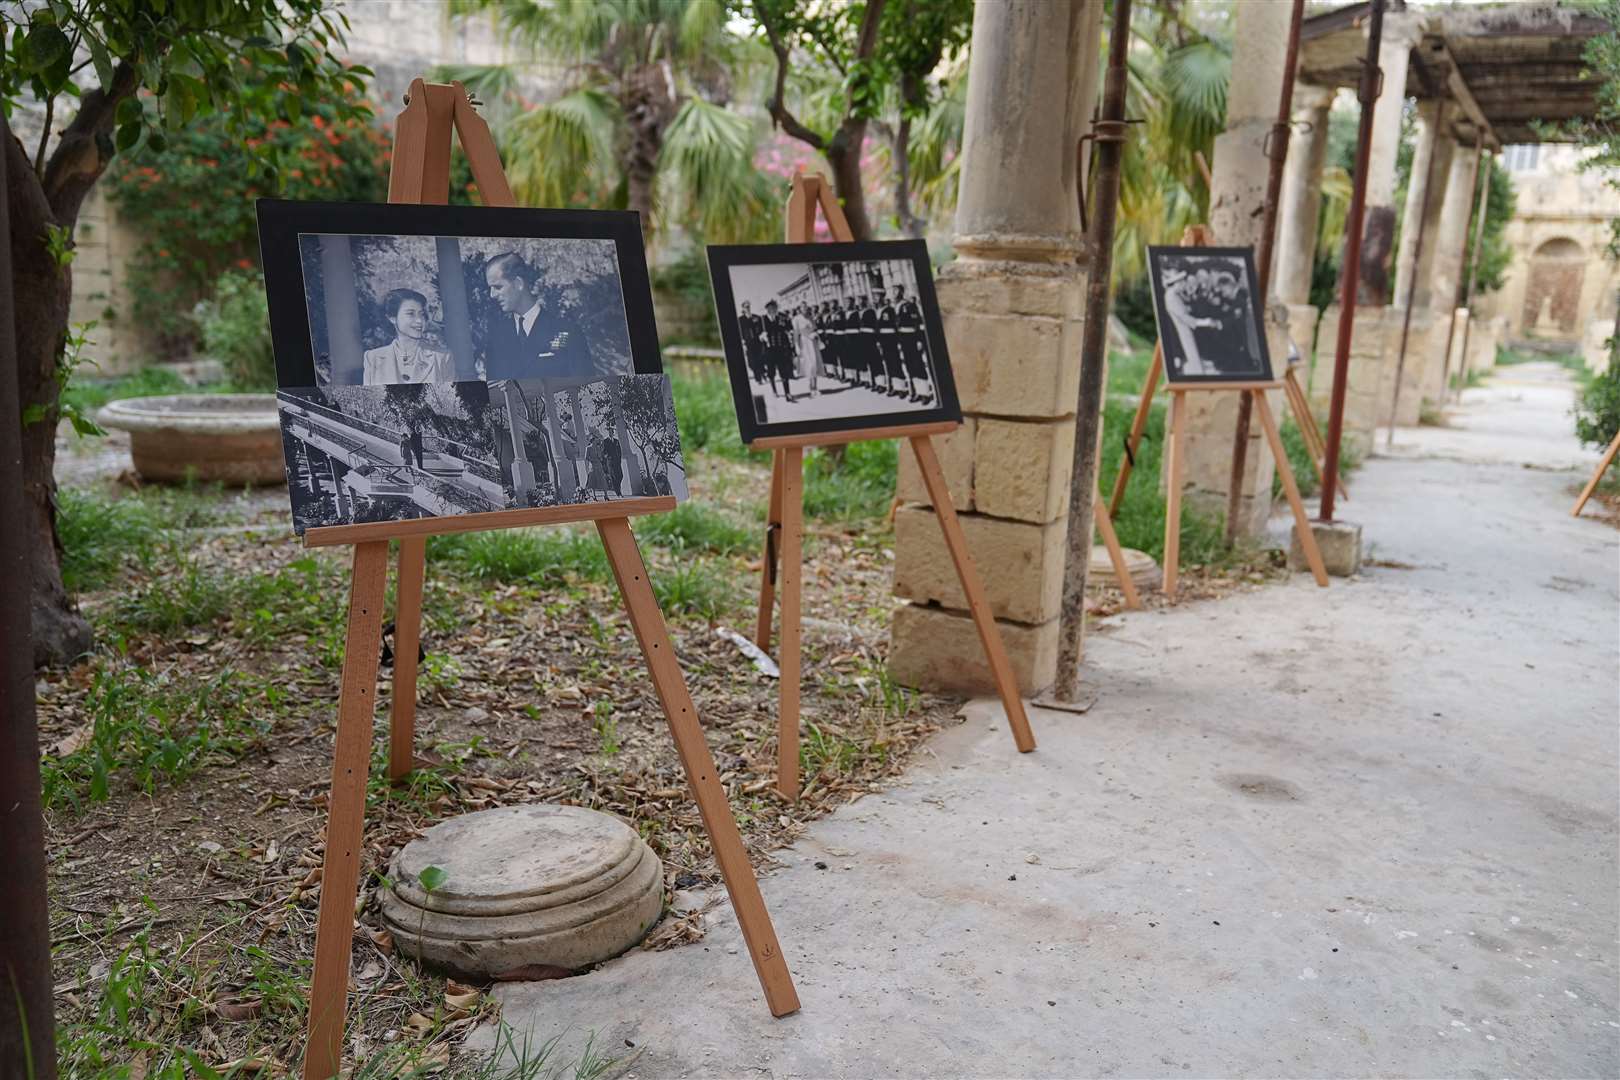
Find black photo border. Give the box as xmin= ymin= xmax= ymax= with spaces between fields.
xmin=256 ymin=199 xmax=663 ymax=388
xmin=706 ymin=239 xmax=963 ymax=445
xmin=1146 ymin=244 xmax=1274 ymax=385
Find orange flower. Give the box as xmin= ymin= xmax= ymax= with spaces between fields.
xmin=236 ymin=258 xmax=254 ymax=270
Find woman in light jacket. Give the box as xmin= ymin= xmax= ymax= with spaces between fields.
xmin=362 ymin=288 xmax=453 ymax=385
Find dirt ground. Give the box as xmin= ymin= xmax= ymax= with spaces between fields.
xmin=38 ymin=418 xmax=1280 ymax=1074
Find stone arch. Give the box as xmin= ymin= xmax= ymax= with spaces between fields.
xmin=1523 ymin=235 xmax=1587 ymax=336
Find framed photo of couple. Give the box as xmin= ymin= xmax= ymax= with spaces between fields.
xmin=706 ymin=239 xmax=963 ymax=445
xmin=1146 ymin=245 xmax=1274 ymax=385
xmin=256 ymin=200 xmax=687 ymax=535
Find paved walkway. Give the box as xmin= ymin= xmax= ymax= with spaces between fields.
xmin=481 ymin=363 xmax=1618 ymax=1078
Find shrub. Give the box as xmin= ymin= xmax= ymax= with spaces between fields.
xmin=1575 ymin=362 xmax=1620 ymax=450
xmin=105 ymin=82 xmax=387 ymax=355
xmin=197 ymin=270 xmax=275 ymax=390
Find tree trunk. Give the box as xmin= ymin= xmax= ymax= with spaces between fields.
xmin=7 ymin=67 xmax=136 ymax=668
xmin=6 ymin=137 xmax=91 ymax=668
xmin=825 ymin=122 xmax=874 ymax=241
xmin=622 ymin=66 xmax=674 ymax=248
xmin=891 ymin=114 xmax=925 ymax=238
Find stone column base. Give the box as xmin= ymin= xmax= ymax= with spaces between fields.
xmin=1311 ymin=304 xmax=1392 ymax=457
xmin=888 ymin=602 xmax=1058 ymax=696
xmin=1289 ymin=518 xmax=1362 ymax=577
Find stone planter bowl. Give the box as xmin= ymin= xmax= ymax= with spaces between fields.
xmin=97 ymin=394 xmax=284 ymax=486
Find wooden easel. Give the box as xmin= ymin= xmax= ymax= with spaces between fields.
xmin=299 ymin=80 xmax=798 ymax=1080
xmin=752 ymin=174 xmax=1045 ymax=801
xmin=1571 ymin=428 xmax=1620 ymax=517
xmin=1281 ymin=357 xmax=1347 ymax=501
xmin=1104 ymin=225 xmax=1329 ymax=598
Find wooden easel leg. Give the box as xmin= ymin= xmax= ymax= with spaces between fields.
xmin=1163 ymin=390 xmax=1187 ymax=601
xmin=303 ymin=541 xmax=389 ymax=1080
xmin=776 ymin=447 xmax=805 ymax=800
xmin=594 ymin=518 xmax=801 ymax=1017
xmin=1109 ymin=342 xmax=1163 ymax=519
xmin=1572 ymin=428 xmax=1620 ymax=517
xmin=909 ymin=435 xmax=1036 ymax=753
xmin=1093 ymin=488 xmax=1142 ymax=611
xmin=1285 ymin=369 xmax=1346 ymax=501
xmin=755 ymin=450 xmax=785 ymax=652
xmin=1252 ymin=391 xmax=1329 ymax=588
xmin=388 ymin=536 xmax=426 ymax=782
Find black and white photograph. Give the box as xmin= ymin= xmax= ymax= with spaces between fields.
xmin=1147 ymin=245 xmax=1273 ymax=384
xmin=276 ymin=374 xmax=685 ymax=535
xmin=707 ymin=239 xmax=962 ymax=444
xmin=258 ymin=200 xmax=664 ymax=388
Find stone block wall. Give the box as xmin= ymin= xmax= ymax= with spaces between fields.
xmin=1311 ymin=304 xmax=1391 ymax=457
xmin=888 ymin=265 xmax=1086 ymax=696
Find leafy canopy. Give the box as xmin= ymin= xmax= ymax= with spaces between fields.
xmin=1 ymin=0 xmax=371 ymax=189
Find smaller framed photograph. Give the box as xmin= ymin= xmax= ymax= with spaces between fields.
xmin=706 ymin=239 xmax=962 ymax=445
xmin=1146 ymin=245 xmax=1273 ymax=384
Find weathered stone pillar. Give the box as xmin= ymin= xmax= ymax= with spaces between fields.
xmin=1275 ymin=85 xmax=1335 ymax=307
xmin=1392 ymin=100 xmax=1443 ymax=307
xmin=1387 ymin=125 xmax=1457 ymax=427
xmin=889 ymin=0 xmax=1103 ymax=696
xmin=1417 ymin=141 xmax=1481 ymax=404
xmin=1169 ymin=0 xmax=1290 ymax=538
xmin=1354 ymin=14 xmax=1423 ymax=306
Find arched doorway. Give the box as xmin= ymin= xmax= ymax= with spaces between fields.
xmin=1521 ymin=237 xmax=1585 ymax=339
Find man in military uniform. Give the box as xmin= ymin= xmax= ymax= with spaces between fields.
xmin=892 ymin=284 xmax=933 ymax=404
xmin=836 ymin=296 xmax=858 ymax=387
xmin=823 ymin=300 xmax=845 ymax=384
xmin=738 ymin=300 xmax=767 ymax=386
xmin=761 ymin=299 xmax=795 ymax=400
xmin=854 ymin=293 xmax=880 ymax=392
xmin=873 ymin=286 xmax=905 ymax=396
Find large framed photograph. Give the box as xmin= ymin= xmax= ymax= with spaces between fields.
xmin=706 ymin=240 xmax=962 ymax=444
xmin=256 ymin=201 xmax=684 ymax=535
xmin=1147 ymin=245 xmax=1273 ymax=384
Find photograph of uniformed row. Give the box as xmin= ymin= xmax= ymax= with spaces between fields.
xmin=706 ymin=239 xmax=966 ymax=445
xmin=1146 ymin=245 xmax=1273 ymax=384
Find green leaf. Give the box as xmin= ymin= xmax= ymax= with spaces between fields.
xmin=115 ymin=122 xmax=140 ymax=152
xmin=418 ymin=865 xmax=448 ymax=893
xmin=117 ymin=97 xmax=143 ymax=126
xmin=22 ymin=23 xmax=70 ymax=74
xmin=86 ymin=35 xmax=114 ymax=89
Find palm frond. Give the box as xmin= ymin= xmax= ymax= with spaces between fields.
xmin=657 ymin=97 xmax=776 ymax=245
xmin=503 ymin=88 xmax=623 ymax=209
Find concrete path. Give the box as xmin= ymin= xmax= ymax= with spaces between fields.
xmin=480 ymin=363 xmax=1618 ymax=1078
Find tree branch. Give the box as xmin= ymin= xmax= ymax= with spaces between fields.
xmin=755 ymin=1 xmax=826 ymax=150
xmin=33 ymin=96 xmax=55 ymax=177
xmin=852 ymin=0 xmax=886 ymax=63
xmin=41 ymin=61 xmax=139 ymax=223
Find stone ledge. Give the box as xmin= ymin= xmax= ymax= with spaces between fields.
xmin=888 ymin=601 xmax=1057 ymax=696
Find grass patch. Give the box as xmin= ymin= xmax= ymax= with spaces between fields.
xmin=62 ymin=366 xmax=191 ymax=417
xmin=803 ymin=440 xmax=897 ymax=522
xmin=1098 ymin=398 xmax=1227 ymax=565
xmin=428 ymin=527 xmax=611 ymax=587
xmin=1107 ymin=346 xmax=1157 ymax=397
xmin=101 ymin=554 xmax=346 ymax=649
xmin=669 ymin=364 xmax=759 ymax=462
xmin=41 ymin=664 xmax=285 ymax=811
xmin=636 ymin=500 xmax=753 ymax=555
xmin=650 ymin=557 xmax=737 ymax=619
xmin=58 ymin=484 xmax=226 ymax=593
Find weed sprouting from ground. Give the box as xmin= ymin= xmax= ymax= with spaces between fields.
xmin=650 ymin=557 xmax=737 ymax=619
xmin=668 ymin=365 xmax=759 ymax=462
xmin=803 ymin=440 xmax=898 ymax=522
xmin=41 ymin=665 xmax=285 ymax=811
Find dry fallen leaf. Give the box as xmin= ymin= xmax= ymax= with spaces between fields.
xmin=405 ymin=1012 xmax=434 ymax=1038
xmin=215 ymin=997 xmax=263 ymax=1022
xmin=52 ymin=723 xmax=92 ymax=757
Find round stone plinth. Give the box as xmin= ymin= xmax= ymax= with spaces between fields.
xmin=378 ymin=804 xmax=663 ymax=979
xmin=1090 ymin=544 xmax=1161 ymax=592
xmin=97 ymin=394 xmax=283 ymax=485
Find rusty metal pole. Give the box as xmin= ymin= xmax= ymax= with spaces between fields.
xmin=1452 ymin=141 xmax=1492 ymax=401
xmin=1055 ymin=0 xmax=1131 ymax=703
xmin=1438 ymin=137 xmax=1484 ymax=401
xmin=1321 ymin=0 xmax=1386 ymax=522
xmin=0 ymin=109 xmax=59 ymax=1080
xmin=1387 ymin=100 xmax=1448 ymax=448
xmin=1224 ymin=0 xmax=1306 ymax=547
